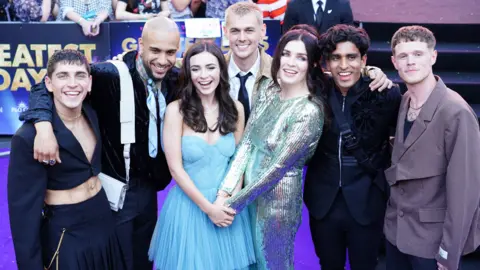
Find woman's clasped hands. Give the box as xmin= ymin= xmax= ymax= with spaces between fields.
xmin=208 ymin=197 xmax=236 ymax=228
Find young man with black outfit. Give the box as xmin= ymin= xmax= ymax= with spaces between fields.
xmin=304 ymin=24 xmax=402 ymax=270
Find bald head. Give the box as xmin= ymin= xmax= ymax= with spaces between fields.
xmin=142 ymin=16 xmax=180 ymax=40
xmin=138 ymin=16 xmax=180 ymax=82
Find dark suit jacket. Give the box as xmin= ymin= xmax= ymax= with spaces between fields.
xmin=8 ymin=104 xmax=102 ymax=270
xmin=384 ymin=77 xmax=480 ymax=270
xmin=304 ymin=78 xmax=401 ymax=225
xmin=20 ymin=51 xmax=178 ymax=191
xmin=283 ymin=0 xmax=354 ymax=34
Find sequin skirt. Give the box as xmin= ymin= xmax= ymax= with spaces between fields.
xmin=41 ymin=188 xmax=126 ymax=270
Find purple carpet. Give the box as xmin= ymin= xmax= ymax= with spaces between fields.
xmin=0 ymin=155 xmax=321 ymax=269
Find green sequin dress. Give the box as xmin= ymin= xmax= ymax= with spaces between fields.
xmin=219 ymin=81 xmax=325 ymax=270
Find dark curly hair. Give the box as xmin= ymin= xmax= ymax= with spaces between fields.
xmin=271 ymin=29 xmax=326 ymax=110
xmin=47 ymin=49 xmax=90 ymax=78
xmin=319 ymin=24 xmax=371 ymax=61
xmin=179 ymin=42 xmax=238 ymax=135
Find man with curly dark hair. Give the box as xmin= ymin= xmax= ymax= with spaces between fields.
xmin=304 ymin=24 xmax=402 ymax=270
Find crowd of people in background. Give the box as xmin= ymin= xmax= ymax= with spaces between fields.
xmin=0 ymin=0 xmax=255 ymax=22
xmin=0 ymin=0 xmax=353 ymax=37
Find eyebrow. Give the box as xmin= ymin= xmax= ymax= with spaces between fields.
xmin=190 ymin=63 xmax=217 ymax=68
xmin=230 ymin=26 xmax=255 ymax=30
xmin=149 ymin=46 xmax=177 ymax=52
xmin=332 ymin=52 xmax=359 ymax=56
xmin=283 ymin=49 xmax=307 ymax=56
xmin=397 ymin=50 xmax=424 ymax=56
xmin=55 ymin=71 xmax=88 ymax=76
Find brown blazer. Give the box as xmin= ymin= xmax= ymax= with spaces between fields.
xmin=384 ymin=76 xmax=480 ymax=270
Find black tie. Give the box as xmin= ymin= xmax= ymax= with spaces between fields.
xmin=315 ymin=0 xmax=324 ymax=29
xmin=236 ymin=72 xmax=252 ymax=121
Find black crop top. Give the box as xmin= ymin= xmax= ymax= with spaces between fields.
xmin=14 ymin=103 xmax=101 ymax=190
xmin=7 ymin=103 xmax=102 ymax=269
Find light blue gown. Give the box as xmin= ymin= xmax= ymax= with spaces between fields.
xmin=148 ymin=133 xmax=256 ymax=270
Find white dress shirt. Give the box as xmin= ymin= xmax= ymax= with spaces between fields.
xmin=312 ymin=0 xmax=326 ymax=21
xmin=228 ymin=50 xmax=261 ymax=109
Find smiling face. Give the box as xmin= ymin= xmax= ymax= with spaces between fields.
xmin=392 ymin=41 xmax=437 ymax=86
xmin=139 ymin=29 xmax=180 ymax=82
xmin=45 ymin=62 xmax=91 ymax=113
xmin=224 ymin=11 xmax=266 ymax=64
xmin=189 ymin=51 xmax=221 ymax=97
xmin=278 ymin=40 xmax=309 ymax=87
xmin=326 ymin=41 xmax=366 ymax=94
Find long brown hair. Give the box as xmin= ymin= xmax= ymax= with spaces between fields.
xmin=179 ymin=42 xmax=238 ymax=135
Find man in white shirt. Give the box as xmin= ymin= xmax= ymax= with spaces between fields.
xmin=223 ymin=2 xmax=273 ymax=120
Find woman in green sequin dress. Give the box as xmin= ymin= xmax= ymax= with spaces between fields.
xmin=215 ymin=29 xmax=326 ymax=270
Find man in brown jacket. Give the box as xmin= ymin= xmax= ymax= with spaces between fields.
xmin=385 ymin=25 xmax=480 ymax=270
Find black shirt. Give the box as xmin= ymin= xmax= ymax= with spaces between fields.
xmin=304 ymin=78 xmax=402 ymax=224
xmin=404 ymin=117 xmax=414 ymax=141
xmin=8 ymin=103 xmax=102 ymax=269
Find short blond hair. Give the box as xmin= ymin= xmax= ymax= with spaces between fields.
xmin=225 ymin=2 xmax=263 ymax=27
xmin=391 ymin=25 xmax=436 ymax=54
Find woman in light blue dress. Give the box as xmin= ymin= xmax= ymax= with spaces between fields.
xmin=148 ymin=41 xmax=256 ymax=270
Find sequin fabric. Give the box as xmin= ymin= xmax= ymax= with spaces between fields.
xmin=220 ymin=81 xmax=324 ymax=270
xmin=13 ymin=0 xmax=43 ymax=22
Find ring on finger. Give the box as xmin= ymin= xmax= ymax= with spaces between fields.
xmin=49 ymin=159 xmax=56 ymax=165
xmin=42 ymin=160 xmax=49 ymax=164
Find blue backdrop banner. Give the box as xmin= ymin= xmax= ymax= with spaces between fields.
xmin=0 ymin=22 xmax=111 ymax=135
xmin=0 ymin=20 xmax=281 ymax=135
xmin=109 ymin=20 xmax=281 ymax=58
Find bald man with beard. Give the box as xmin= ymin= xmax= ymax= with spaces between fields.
xmin=20 ymin=17 xmax=182 ymax=270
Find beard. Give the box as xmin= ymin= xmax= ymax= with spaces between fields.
xmin=143 ymin=61 xmax=163 ymax=83
xmin=140 ymin=54 xmax=166 ymax=84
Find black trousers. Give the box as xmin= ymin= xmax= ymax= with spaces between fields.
xmin=309 ymin=193 xmax=383 ymax=270
xmin=114 ymin=180 xmax=158 ymax=270
xmin=42 ymin=189 xmax=126 ymax=270
xmin=386 ymin=240 xmax=438 ymax=270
